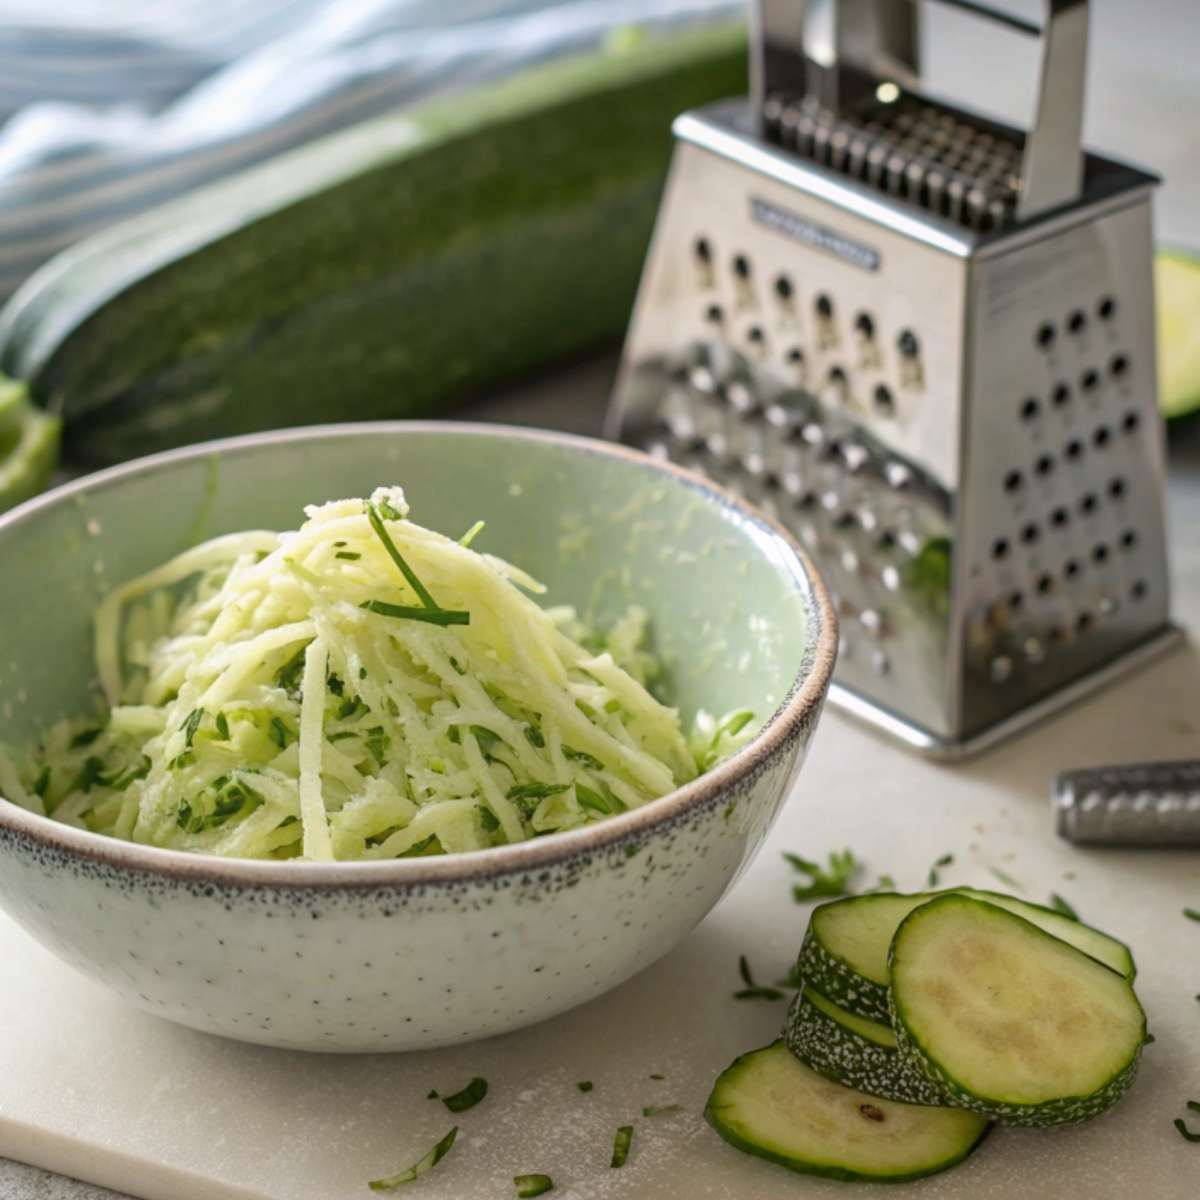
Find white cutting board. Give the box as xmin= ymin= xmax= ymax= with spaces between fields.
xmin=2 ymin=621 xmax=1199 ymax=1200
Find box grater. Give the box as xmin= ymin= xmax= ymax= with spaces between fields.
xmin=608 ymin=0 xmax=1181 ymax=759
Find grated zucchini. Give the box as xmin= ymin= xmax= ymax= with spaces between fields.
xmin=1 ymin=487 xmax=754 ymax=861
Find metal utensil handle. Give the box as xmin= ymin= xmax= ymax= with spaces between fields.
xmin=1055 ymin=759 xmax=1200 ymax=847
xmin=750 ymin=0 xmax=1088 ymax=219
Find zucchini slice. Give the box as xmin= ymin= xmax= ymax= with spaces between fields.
xmin=1156 ymin=247 xmax=1200 ymax=420
xmin=0 ymin=388 xmax=60 ymax=514
xmin=795 ymin=888 xmax=1135 ymax=1021
xmin=705 ymin=1041 xmax=989 ymax=1183
xmin=889 ymin=895 xmax=1146 ymax=1127
xmin=784 ymin=987 xmax=947 ymax=1107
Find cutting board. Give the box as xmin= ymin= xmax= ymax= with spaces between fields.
xmin=2 ymin=619 xmax=1199 ymax=1200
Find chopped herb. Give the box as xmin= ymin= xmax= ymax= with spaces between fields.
xmin=469 ymin=726 xmax=502 ymax=757
xmin=337 ymin=696 xmax=367 ymax=721
xmin=734 ymin=954 xmax=784 ymax=1002
xmin=327 ymin=730 xmax=358 ymax=742
xmin=101 ymin=755 xmax=151 ymax=791
xmin=610 ymin=1125 xmax=633 ymax=1169
xmin=524 ymin=724 xmax=545 ymax=749
xmin=399 ymin=834 xmax=443 ymax=859
xmin=335 ymin=551 xmax=362 ymax=560
xmin=459 ymin=519 xmax=486 ymax=548
xmin=507 ymin=783 xmax=569 ymax=803
xmin=32 ymin=766 xmax=50 ymax=798
xmin=426 ymin=1089 xmax=439 ymax=1099
xmin=1185 ymin=908 xmax=1200 ymax=923
xmin=274 ymin=645 xmax=307 ymax=694
xmin=365 ymin=727 xmax=390 ymax=767
xmin=513 ymin=1174 xmax=553 ymax=1198
xmin=563 ymin=746 xmax=602 ymax=769
xmin=1189 ymin=1101 xmax=1200 ymax=1114
xmin=180 ymin=708 xmax=204 ymax=748
xmin=368 ymin=1126 xmax=458 ymax=1191
xmin=168 ymin=751 xmax=195 ymax=770
xmin=70 ymin=728 xmax=102 ymax=748
xmin=375 ymin=497 xmax=405 ymax=521
xmin=70 ymin=756 xmax=106 ymax=794
xmin=360 ymin=599 xmax=470 ymax=626
xmin=576 ymin=785 xmax=613 ymax=816
xmin=366 ymin=501 xmax=439 ymax=610
xmin=576 ymin=1081 xmax=594 ymax=1093
xmin=875 ymin=874 xmax=897 ymax=891
xmin=649 ymin=1073 xmax=665 ymax=1080
xmin=642 ymin=1104 xmax=682 ymax=1117
xmin=1174 ymin=1118 xmax=1200 ymax=1143
xmin=1144 ymin=1033 xmax=1156 ymax=1044
xmin=176 ymin=801 xmax=193 ymax=829
xmin=988 ymin=866 xmax=1023 ymax=891
xmin=326 ymin=674 xmax=345 ymax=696
xmin=478 ymin=806 xmax=500 ymax=833
xmin=785 ymin=849 xmax=859 ymax=901
xmin=215 ymin=712 xmax=230 ymax=740
xmin=333 ymin=540 xmax=347 ymax=548
xmin=927 ymin=852 xmax=954 ymax=887
xmin=268 ymin=717 xmax=293 ymax=750
xmin=1049 ymin=893 xmax=1080 ymax=921
xmin=449 ymin=656 xmax=465 ymax=675
xmin=442 ymin=1076 xmax=488 ymax=1113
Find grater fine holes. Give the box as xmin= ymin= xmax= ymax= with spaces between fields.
xmin=1004 ymin=469 xmax=1023 ymax=493
xmin=1081 ymin=369 xmax=1100 ymax=394
xmin=1052 ymin=383 xmax=1071 ymax=408
xmin=694 ymin=237 xmax=712 ymax=263
xmin=732 ymin=254 xmax=751 ymax=280
xmin=1131 ymin=579 xmax=1148 ymax=600
xmin=774 ymin=274 xmax=793 ymax=301
xmin=873 ymin=384 xmax=895 ymax=416
xmin=785 ymin=346 xmax=805 ymax=367
xmin=815 ymin=293 xmax=834 ymax=319
xmin=1076 ymin=612 xmax=1094 ymax=635
xmin=1064 ymin=437 xmax=1084 ymax=461
xmin=1067 ymin=310 xmax=1087 ymax=335
xmin=1037 ymin=573 xmax=1055 ymax=595
xmin=1021 ymin=522 xmax=1040 ymax=545
xmin=1064 ymin=558 xmax=1082 ymax=580
xmin=991 ymin=537 xmax=1010 ymax=560
xmin=1110 ymin=353 xmax=1129 ymax=378
xmin=1121 ymin=410 xmax=1141 ymax=433
xmin=897 ymin=329 xmax=920 ymax=359
xmin=1093 ymin=425 xmax=1112 ymax=448
xmin=1120 ymin=529 xmax=1138 ymax=549
xmin=1035 ymin=453 xmax=1055 ymax=477
xmin=1092 ymin=543 xmax=1110 ymax=564
xmin=705 ymin=303 xmax=723 ymax=324
xmin=1020 ymin=397 xmax=1040 ymax=421
xmin=747 ymin=325 xmax=765 ymax=344
xmin=854 ymin=312 xmax=875 ymax=340
xmin=1050 ymin=506 xmax=1070 ymax=529
xmin=1079 ymin=493 xmax=1099 ymax=515
xmin=1108 ymin=476 xmax=1127 ymax=499
xmin=1097 ymin=296 xmax=1117 ymax=320
xmin=1036 ymin=322 xmax=1056 ymax=349
xmin=1009 ymin=590 xmax=1024 ymax=611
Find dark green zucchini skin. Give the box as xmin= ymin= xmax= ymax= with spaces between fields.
xmin=0 ymin=26 xmax=746 ymax=467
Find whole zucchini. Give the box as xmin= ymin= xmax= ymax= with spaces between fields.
xmin=0 ymin=24 xmax=745 ymax=467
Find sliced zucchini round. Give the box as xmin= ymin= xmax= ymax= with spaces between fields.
xmin=795 ymin=888 xmax=1135 ymax=1022
xmin=784 ymin=986 xmax=948 ymax=1107
xmin=705 ymin=1041 xmax=989 ymax=1183
xmin=889 ymin=894 xmax=1145 ymax=1127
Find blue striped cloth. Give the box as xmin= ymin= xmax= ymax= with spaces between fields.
xmin=0 ymin=0 xmax=740 ymax=303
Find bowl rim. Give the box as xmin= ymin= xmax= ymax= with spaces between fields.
xmin=0 ymin=420 xmax=838 ymax=887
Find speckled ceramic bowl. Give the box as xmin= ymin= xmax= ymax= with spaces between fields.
xmin=0 ymin=423 xmax=836 ymax=1052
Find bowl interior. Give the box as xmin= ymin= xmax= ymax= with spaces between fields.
xmin=0 ymin=424 xmax=814 ymax=750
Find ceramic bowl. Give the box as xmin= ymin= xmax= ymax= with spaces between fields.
xmin=0 ymin=423 xmax=836 ymax=1052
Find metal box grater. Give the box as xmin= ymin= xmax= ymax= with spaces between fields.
xmin=608 ymin=0 xmax=1182 ymax=758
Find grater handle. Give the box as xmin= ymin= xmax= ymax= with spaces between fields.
xmin=1054 ymin=760 xmax=1200 ymax=847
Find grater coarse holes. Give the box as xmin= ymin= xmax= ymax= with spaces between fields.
xmin=607 ymin=0 xmax=1181 ymax=759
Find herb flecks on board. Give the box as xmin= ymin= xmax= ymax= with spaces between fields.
xmin=785 ymin=849 xmax=859 ymax=901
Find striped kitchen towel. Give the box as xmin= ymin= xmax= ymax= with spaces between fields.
xmin=0 ymin=0 xmax=740 ymax=304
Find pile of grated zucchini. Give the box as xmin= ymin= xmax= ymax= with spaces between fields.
xmin=0 ymin=488 xmax=754 ymax=861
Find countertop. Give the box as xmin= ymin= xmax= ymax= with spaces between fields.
xmin=4 ymin=0 xmax=1199 ymax=1194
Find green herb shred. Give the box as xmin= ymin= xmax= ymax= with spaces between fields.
xmin=987 ymin=866 xmax=1023 ymax=890
xmin=734 ymin=955 xmax=783 ymax=1002
xmin=1050 ymin=893 xmax=1080 ymax=921
xmin=1174 ymin=1117 xmax=1200 ymax=1144
xmin=268 ymin=717 xmax=292 ymax=750
xmin=649 ymin=1073 xmax=665 ymax=1081
xmin=576 ymin=1081 xmax=594 ymax=1093
xmin=927 ymin=852 xmax=954 ymax=887
xmin=215 ymin=712 xmax=230 ymax=740
xmin=785 ymin=849 xmax=859 ymax=902
xmin=1184 ymin=908 xmax=1200 ymax=923
xmin=70 ymin=728 xmax=102 ymax=748
xmin=642 ymin=1104 xmax=682 ymax=1117
xmin=441 ymin=1076 xmax=488 ymax=1113
xmin=610 ymin=1125 xmax=634 ymax=1169
xmin=360 ymin=599 xmax=470 ymax=627
xmin=514 ymin=1174 xmax=554 ymax=1197
xmin=180 ymin=708 xmax=204 ymax=748
xmin=368 ymin=1126 xmax=458 ymax=1190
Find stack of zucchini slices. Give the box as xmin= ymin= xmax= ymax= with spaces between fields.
xmin=706 ymin=888 xmax=1146 ymax=1183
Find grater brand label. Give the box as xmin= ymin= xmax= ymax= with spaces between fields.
xmin=750 ymin=198 xmax=880 ymax=271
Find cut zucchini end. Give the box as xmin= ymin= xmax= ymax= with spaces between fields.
xmin=1156 ymin=247 xmax=1200 ymax=420
xmin=705 ymin=1041 xmax=989 ymax=1183
xmin=0 ymin=398 xmax=60 ymax=514
xmin=890 ymin=894 xmax=1145 ymax=1127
